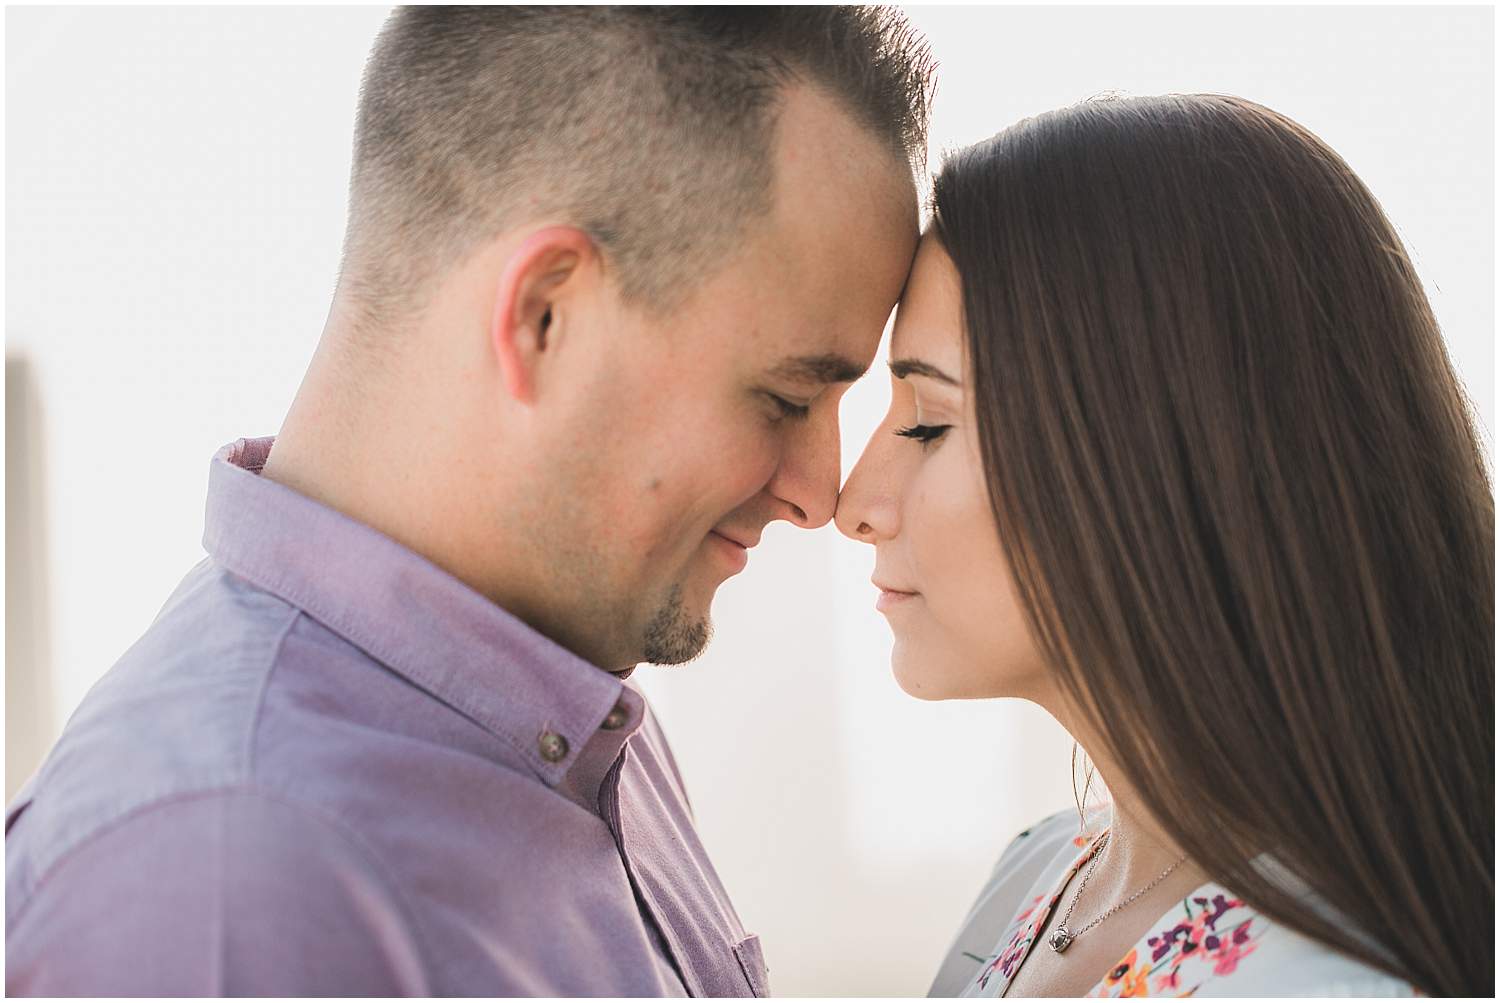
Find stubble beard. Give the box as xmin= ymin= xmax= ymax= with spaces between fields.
xmin=641 ymin=583 xmax=713 ymax=665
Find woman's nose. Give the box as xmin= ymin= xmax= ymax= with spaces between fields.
xmin=835 ymin=435 xmax=897 ymax=543
xmin=833 ymin=476 xmax=866 ymax=542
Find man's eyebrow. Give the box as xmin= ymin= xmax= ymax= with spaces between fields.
xmin=767 ymin=353 xmax=870 ymax=385
xmin=889 ymin=357 xmax=960 ymax=386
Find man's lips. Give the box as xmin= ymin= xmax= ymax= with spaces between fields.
xmin=710 ymin=530 xmax=758 ymax=550
xmin=708 ymin=530 xmax=752 ymax=574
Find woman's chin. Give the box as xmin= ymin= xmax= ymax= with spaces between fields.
xmin=891 ymin=642 xmax=1024 ymax=701
xmin=890 ymin=648 xmax=958 ymax=701
xmin=893 ymin=672 xmax=944 ymax=700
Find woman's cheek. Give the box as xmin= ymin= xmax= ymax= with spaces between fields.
xmin=926 ymin=444 xmax=976 ymax=574
xmin=931 ymin=436 xmax=1032 ymax=690
xmin=908 ymin=454 xmax=972 ymax=626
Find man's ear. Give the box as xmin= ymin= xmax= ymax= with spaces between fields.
xmin=490 ymin=226 xmax=597 ymax=404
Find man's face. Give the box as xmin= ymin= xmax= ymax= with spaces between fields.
xmin=539 ymin=87 xmax=918 ymax=669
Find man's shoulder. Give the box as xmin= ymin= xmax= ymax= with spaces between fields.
xmin=7 ymin=560 xmax=307 ymax=901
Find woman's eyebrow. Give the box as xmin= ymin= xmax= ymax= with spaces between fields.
xmin=889 ymin=357 xmax=960 ymax=386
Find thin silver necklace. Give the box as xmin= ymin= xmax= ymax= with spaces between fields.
xmin=1047 ymin=831 xmax=1189 ymax=954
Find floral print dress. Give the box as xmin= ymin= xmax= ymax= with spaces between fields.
xmin=927 ymin=809 xmax=1418 ymax=998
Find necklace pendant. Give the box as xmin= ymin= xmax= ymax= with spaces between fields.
xmin=1048 ymin=926 xmax=1075 ymax=953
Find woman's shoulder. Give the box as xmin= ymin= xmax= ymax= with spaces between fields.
xmin=928 ymin=807 xmax=1101 ymax=997
xmin=1085 ymin=867 xmax=1422 ymax=999
xmin=1179 ymin=898 xmax=1422 ymax=998
xmin=976 ymin=804 xmax=1105 ymax=914
xmin=1222 ymin=854 xmax=1422 ymax=996
xmin=992 ymin=805 xmax=1101 ymax=872
xmin=931 ymin=812 xmax=1424 ymax=999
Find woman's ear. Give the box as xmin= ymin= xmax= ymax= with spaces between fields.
xmin=490 ymin=226 xmax=596 ymax=404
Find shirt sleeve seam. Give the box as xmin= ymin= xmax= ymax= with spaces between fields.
xmin=8 ymin=784 xmax=434 ymax=991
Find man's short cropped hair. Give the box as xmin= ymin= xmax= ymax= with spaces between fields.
xmin=340 ymin=6 xmax=935 ymax=324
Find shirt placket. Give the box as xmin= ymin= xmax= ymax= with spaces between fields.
xmin=599 ymin=747 xmax=694 ymax=996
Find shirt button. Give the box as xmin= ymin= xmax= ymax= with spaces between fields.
xmin=601 ymin=703 xmax=629 ymax=731
xmin=538 ymin=731 xmax=569 ymax=763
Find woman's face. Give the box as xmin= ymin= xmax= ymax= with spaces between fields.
xmin=835 ymin=234 xmax=1048 ymax=700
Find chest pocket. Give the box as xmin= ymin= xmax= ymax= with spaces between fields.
xmin=733 ymin=934 xmax=770 ymax=998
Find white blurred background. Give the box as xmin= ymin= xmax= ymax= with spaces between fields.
xmin=6 ymin=6 xmax=1493 ymax=996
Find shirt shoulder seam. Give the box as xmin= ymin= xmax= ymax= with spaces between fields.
xmin=243 ymin=605 xmax=301 ymax=779
xmin=223 ymin=564 xmax=545 ymax=777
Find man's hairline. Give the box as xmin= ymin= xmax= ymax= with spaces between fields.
xmin=626 ymin=89 xmax=918 ymax=324
xmin=339 ymin=73 xmax=920 ymax=338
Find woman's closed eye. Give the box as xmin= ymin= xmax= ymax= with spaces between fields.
xmin=894 ymin=422 xmax=951 ymax=447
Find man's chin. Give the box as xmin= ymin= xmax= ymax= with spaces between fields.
xmin=640 ymin=583 xmax=714 ymax=666
xmin=642 ymin=614 xmax=713 ymax=666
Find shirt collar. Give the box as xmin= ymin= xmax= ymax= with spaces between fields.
xmin=202 ymin=437 xmax=642 ymax=792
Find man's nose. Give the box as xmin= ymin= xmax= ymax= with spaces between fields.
xmin=767 ymin=413 xmax=841 ymax=529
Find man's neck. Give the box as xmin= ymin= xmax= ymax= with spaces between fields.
xmin=262 ymin=335 xmax=505 ymax=608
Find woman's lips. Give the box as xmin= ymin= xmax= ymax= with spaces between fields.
xmin=873 ymin=579 xmax=920 ymax=612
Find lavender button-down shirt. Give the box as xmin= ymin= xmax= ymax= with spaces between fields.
xmin=5 ymin=437 xmax=767 ymax=997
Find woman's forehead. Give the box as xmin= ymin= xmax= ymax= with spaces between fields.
xmin=890 ymin=237 xmax=963 ymax=366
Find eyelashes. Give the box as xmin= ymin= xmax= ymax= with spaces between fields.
xmin=894 ymin=423 xmax=951 ymax=445
xmin=762 ymin=390 xmax=947 ymax=446
xmin=765 ymin=394 xmax=811 ymax=421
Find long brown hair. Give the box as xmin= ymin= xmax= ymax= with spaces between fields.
xmin=932 ymin=94 xmax=1493 ymax=996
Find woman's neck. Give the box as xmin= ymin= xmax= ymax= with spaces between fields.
xmin=1056 ymin=707 xmax=1214 ymax=900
